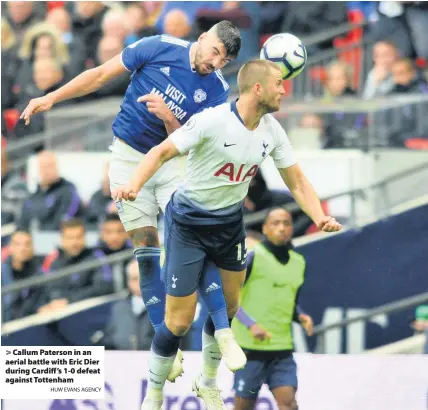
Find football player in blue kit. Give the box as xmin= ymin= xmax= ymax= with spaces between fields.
xmin=113 ymin=59 xmax=342 ymax=409
xmin=20 ymin=21 xmax=243 ymax=384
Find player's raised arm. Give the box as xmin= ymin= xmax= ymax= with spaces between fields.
xmin=278 ymin=164 xmax=341 ymax=232
xmin=20 ymin=54 xmax=128 ymax=125
xmin=112 ymin=139 xmax=180 ymax=202
xmin=21 ymin=35 xmax=162 ymax=125
xmin=269 ymin=120 xmax=341 ymax=233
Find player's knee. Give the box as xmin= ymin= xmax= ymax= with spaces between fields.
xmin=129 ymin=227 xmax=159 ymax=248
xmin=278 ymin=399 xmax=298 ymax=410
xmin=165 ymin=307 xmax=194 ymax=336
xmin=165 ymin=316 xmax=193 ymax=336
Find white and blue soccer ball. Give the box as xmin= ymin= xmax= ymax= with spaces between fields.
xmin=260 ymin=33 xmax=307 ymax=80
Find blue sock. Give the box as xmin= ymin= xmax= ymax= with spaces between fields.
xmin=204 ymin=314 xmax=235 ymax=336
xmin=134 ymin=247 xmax=164 ymax=331
xmin=199 ymin=261 xmax=229 ymax=335
xmin=152 ymin=321 xmax=182 ymax=357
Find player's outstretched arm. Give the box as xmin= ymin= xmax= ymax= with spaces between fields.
xmin=111 ymin=139 xmax=180 ymax=201
xmin=279 ymin=164 xmax=342 ymax=232
xmin=20 ymin=54 xmax=127 ymax=125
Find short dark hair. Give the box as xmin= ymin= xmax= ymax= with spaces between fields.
xmin=211 ymin=20 xmax=241 ymax=58
xmin=60 ymin=218 xmax=85 ymax=233
xmin=12 ymin=229 xmax=32 ymax=238
xmin=104 ymin=213 xmax=121 ymax=223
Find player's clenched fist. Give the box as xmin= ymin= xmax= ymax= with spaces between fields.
xmin=111 ymin=184 xmax=139 ymax=201
xmin=317 ymin=216 xmax=342 ymax=232
xmin=20 ymin=95 xmax=55 ymax=125
xmin=137 ymin=93 xmax=173 ymax=122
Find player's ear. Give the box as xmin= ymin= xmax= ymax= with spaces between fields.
xmin=253 ymin=82 xmax=263 ymax=97
xmin=198 ymin=32 xmax=207 ymax=43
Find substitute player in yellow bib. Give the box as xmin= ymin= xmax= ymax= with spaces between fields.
xmin=233 ymin=208 xmax=313 ymax=410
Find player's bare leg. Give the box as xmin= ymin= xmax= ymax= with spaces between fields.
xmin=216 ymin=267 xmax=247 ymax=371
xmin=129 ymin=226 xmax=184 ymax=383
xmin=234 ymin=396 xmax=257 ymax=410
xmin=193 ymin=268 xmax=246 ymax=409
xmin=142 ymin=293 xmax=197 ymax=409
xmin=271 ymin=386 xmax=298 ymax=410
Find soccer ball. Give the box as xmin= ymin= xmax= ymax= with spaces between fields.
xmin=260 ymin=33 xmax=307 ymax=80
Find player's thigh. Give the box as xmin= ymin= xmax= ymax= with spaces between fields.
xmin=213 ymin=232 xmax=247 ymax=316
xmin=163 ymin=209 xmax=206 ymax=298
xmin=267 ymin=356 xmax=298 ymax=408
xmin=165 ymin=292 xmax=198 ymax=336
xmin=234 ymin=359 xmax=268 ymax=403
xmin=109 ymin=139 xmax=159 ymax=230
xmin=218 ymin=267 xmax=246 ymax=317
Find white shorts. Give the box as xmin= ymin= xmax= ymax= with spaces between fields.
xmin=109 ymin=137 xmax=185 ymax=231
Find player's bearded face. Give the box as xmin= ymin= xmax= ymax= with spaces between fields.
xmin=194 ymin=35 xmax=230 ymax=75
xmin=260 ymin=71 xmax=283 ymax=113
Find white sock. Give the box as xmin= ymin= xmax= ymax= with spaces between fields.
xmin=201 ymin=330 xmax=222 ymax=388
xmin=146 ymin=348 xmax=176 ymax=399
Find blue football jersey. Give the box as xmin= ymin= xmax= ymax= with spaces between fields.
xmin=112 ymin=35 xmax=230 ymax=154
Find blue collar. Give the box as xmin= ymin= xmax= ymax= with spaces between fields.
xmin=230 ymin=100 xmax=245 ymax=125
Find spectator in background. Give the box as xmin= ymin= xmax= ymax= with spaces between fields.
xmin=101 ymin=8 xmax=129 ymax=45
xmin=72 ymin=1 xmax=108 ymax=63
xmin=1 ymin=18 xmax=19 ymax=110
xmin=103 ymin=259 xmax=154 ymax=350
xmin=163 ymin=8 xmax=193 ymax=39
xmin=363 ymin=41 xmax=400 ymax=99
xmin=39 ymin=218 xmax=114 ymax=312
xmin=18 ymin=151 xmax=85 ymax=231
xmin=6 ymin=1 xmax=44 ymax=44
xmin=390 ymin=58 xmax=428 ymax=94
xmin=280 ymin=2 xmax=348 ymax=53
xmin=86 ymin=162 xmax=116 ymax=226
xmin=97 ymin=213 xmax=133 ymax=288
xmin=155 ymin=1 xmax=226 ymax=39
xmin=15 ymin=22 xmax=70 ymax=100
xmin=91 ymin=36 xmax=130 ymax=99
xmin=46 ymin=7 xmax=86 ymax=77
xmin=13 ymin=58 xmax=65 ymax=139
xmin=1 ymin=147 xmax=28 ymax=227
xmin=323 ymin=61 xmax=356 ymax=100
xmin=125 ymin=2 xmax=158 ymax=45
xmin=1 ymin=230 xmax=44 ymax=322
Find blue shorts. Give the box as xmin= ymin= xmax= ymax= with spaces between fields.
xmin=163 ymin=201 xmax=247 ymax=297
xmin=234 ymin=355 xmax=298 ymax=399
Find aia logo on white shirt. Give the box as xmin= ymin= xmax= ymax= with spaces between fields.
xmin=193 ymin=89 xmax=207 ymax=103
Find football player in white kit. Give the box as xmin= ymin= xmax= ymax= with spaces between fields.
xmin=112 ymin=59 xmax=342 ymax=410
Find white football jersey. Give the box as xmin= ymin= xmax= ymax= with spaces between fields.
xmin=169 ymin=101 xmax=296 ymax=211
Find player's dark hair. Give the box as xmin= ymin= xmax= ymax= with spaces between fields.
xmin=212 ymin=20 xmax=241 ymax=58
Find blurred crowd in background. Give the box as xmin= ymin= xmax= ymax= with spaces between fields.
xmin=1 ymin=1 xmax=428 ymax=350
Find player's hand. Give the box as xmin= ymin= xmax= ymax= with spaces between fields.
xmin=317 ymin=216 xmax=342 ymax=232
xmin=137 ymin=93 xmax=173 ymax=123
xmin=20 ymin=94 xmax=55 ymax=125
xmin=250 ymin=324 xmax=272 ymax=341
xmin=299 ymin=313 xmax=314 ymax=336
xmin=111 ymin=184 xmax=139 ymax=201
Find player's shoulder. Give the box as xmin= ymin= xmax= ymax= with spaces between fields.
xmin=195 ymin=102 xmax=231 ymax=122
xmin=159 ymin=34 xmax=191 ymax=50
xmin=262 ymin=113 xmax=286 ymax=139
xmin=208 ymin=69 xmax=230 ymax=94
